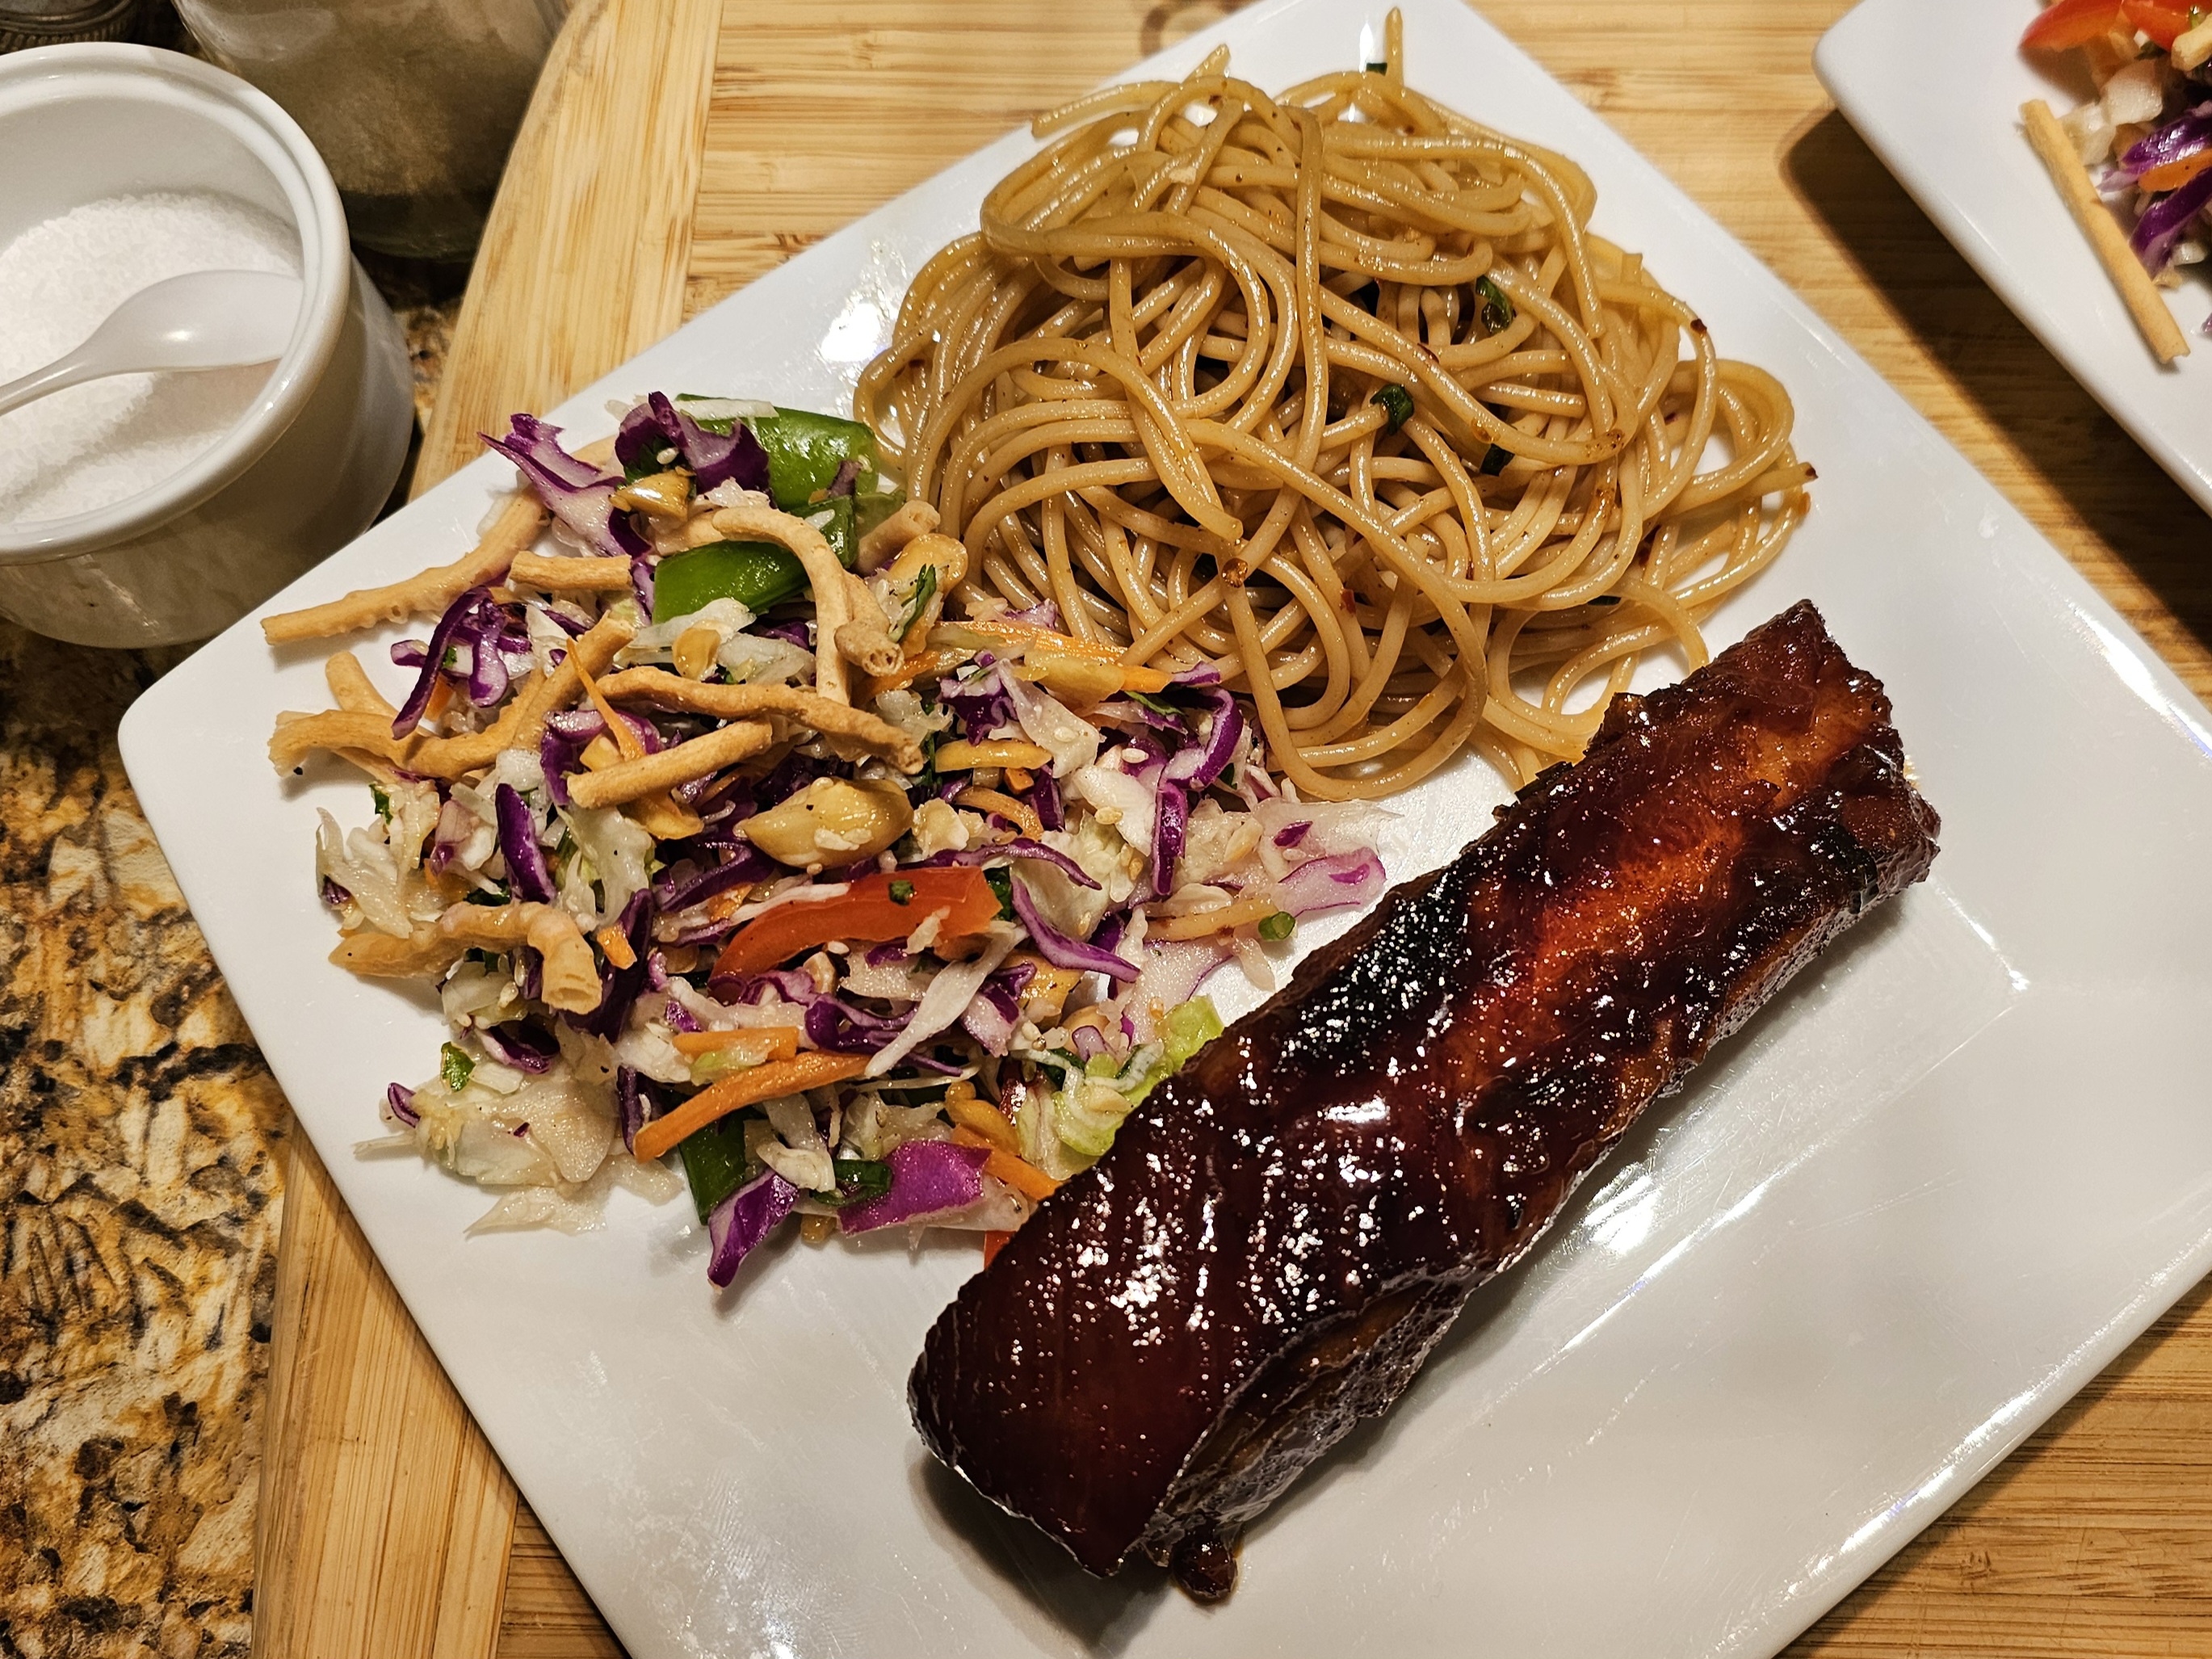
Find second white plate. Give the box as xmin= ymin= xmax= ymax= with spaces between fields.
xmin=1819 ymin=0 xmax=2212 ymax=516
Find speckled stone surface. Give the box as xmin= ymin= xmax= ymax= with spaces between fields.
xmin=0 ymin=626 xmax=288 ymax=1658
xmin=0 ymin=271 xmax=460 ymax=1657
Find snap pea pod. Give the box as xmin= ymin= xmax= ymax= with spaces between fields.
xmin=749 ymin=406 xmax=879 ymax=509
xmin=652 ymin=540 xmax=808 ymax=624
xmin=669 ymin=397 xmax=905 ymax=556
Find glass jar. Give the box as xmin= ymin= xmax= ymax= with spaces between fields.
xmin=0 ymin=0 xmax=157 ymax=52
xmin=170 ymin=0 xmax=563 ymax=259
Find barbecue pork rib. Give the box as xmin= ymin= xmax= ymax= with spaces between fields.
xmin=909 ymin=601 xmax=1941 ymax=1598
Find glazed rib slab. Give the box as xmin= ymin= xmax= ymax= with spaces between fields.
xmin=909 ymin=601 xmax=1942 ymax=1598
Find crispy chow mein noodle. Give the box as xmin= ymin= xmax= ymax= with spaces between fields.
xmin=856 ymin=10 xmax=1811 ymax=798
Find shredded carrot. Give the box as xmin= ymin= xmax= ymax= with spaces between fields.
xmin=982 ymin=1229 xmax=1014 ymax=1267
xmin=594 ymin=925 xmax=637 ymax=969
xmin=632 ymin=1051 xmax=868 ymax=1161
xmin=573 ymin=653 xmax=645 ymax=761
xmin=670 ymin=1026 xmax=800 ymax=1060
xmin=946 ymin=1094 xmax=1021 ymax=1153
xmin=1005 ymin=765 xmax=1034 ymax=791
xmin=953 ymin=1128 xmax=1060 ymax=1200
xmin=2142 ymin=149 xmax=2212 ymax=194
xmin=954 ymin=786 xmax=1044 ymax=838
xmin=422 ymin=674 xmax=455 ymax=725
xmin=985 ymin=1147 xmax=1060 ymax=1202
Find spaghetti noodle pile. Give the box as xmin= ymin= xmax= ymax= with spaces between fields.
xmin=858 ymin=13 xmax=1812 ymax=798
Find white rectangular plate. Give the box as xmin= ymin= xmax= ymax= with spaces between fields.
xmin=121 ymin=1 xmax=2212 ymax=1654
xmin=1818 ymin=0 xmax=2212 ymax=515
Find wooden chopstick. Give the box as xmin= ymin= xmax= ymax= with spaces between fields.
xmin=2021 ymin=98 xmax=2190 ymax=364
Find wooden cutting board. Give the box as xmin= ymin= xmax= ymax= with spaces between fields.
xmin=254 ymin=3 xmax=2212 ymax=1657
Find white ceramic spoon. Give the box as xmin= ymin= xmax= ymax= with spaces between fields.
xmin=0 ymin=268 xmax=302 ymax=418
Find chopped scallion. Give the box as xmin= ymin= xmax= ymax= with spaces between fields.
xmin=439 ymin=1042 xmax=475 ymax=1092
xmin=1476 ymin=274 xmax=1515 ymax=334
xmin=1371 ymin=383 xmax=1416 ymax=432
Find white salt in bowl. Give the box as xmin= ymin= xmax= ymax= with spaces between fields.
xmin=0 ymin=44 xmax=413 ymax=647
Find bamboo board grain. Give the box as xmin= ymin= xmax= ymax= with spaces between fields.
xmin=264 ymin=2 xmax=2212 ymax=1656
xmin=249 ymin=2 xmax=720 ymax=1657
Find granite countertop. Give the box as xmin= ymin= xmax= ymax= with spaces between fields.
xmin=0 ymin=265 xmax=464 ymax=1659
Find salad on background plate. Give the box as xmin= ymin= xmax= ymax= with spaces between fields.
xmin=2024 ymin=0 xmax=2212 ymax=329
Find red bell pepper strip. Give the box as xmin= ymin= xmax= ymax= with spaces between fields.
xmin=711 ymin=867 xmax=1002 ymax=978
xmin=2022 ymin=0 xmax=2123 ymax=48
xmin=2023 ymin=0 xmax=2193 ymax=49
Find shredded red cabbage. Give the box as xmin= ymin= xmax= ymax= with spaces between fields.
xmin=837 ymin=1139 xmax=989 ymax=1234
xmin=707 ymin=1168 xmax=797 ymax=1286
xmin=483 ymin=414 xmax=649 ymax=560
xmin=2133 ymin=164 xmax=2212 ymax=271
xmin=804 ymin=994 xmax=908 ymax=1054
xmin=392 ymin=587 xmax=504 ymax=737
xmin=477 ymin=1019 xmax=557 ymax=1073
xmin=321 ymin=876 xmax=351 ymax=909
xmin=1011 ymin=875 xmax=1139 ymax=982
xmin=616 ymin=1065 xmax=673 ymax=1153
xmin=574 ymin=890 xmax=653 ymax=1040
xmin=535 ymin=603 xmax=590 ymax=638
xmin=616 ymin=393 xmax=772 ymax=494
xmin=2112 ymin=102 xmax=2212 ymax=187
xmin=755 ymin=616 xmax=813 ymax=649
xmin=538 ymin=708 xmax=603 ymax=808
xmin=710 ymin=966 xmax=817 ymax=1006
xmin=1131 ymin=935 xmax=1232 ymax=1015
xmin=1095 ymin=695 xmax=1182 ymax=735
xmin=959 ymin=960 xmax=1034 ymax=1056
xmin=1162 ymin=687 xmax=1244 ymax=792
xmin=611 ymin=706 xmax=665 ymax=754
xmin=1151 ymin=781 xmax=1188 ymax=893
xmin=942 ymin=663 xmax=1017 ymax=741
xmin=385 ymin=1082 xmax=418 ymax=1127
xmin=916 ymin=838 xmax=1099 ymax=888
xmin=1026 ymin=767 xmax=1065 ymax=830
xmin=1276 ymin=847 xmax=1388 ymax=918
xmin=494 ymin=783 xmax=555 ymax=902
xmin=652 ymin=848 xmax=772 ymax=913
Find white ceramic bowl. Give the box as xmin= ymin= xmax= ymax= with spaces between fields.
xmin=0 ymin=44 xmax=413 ymax=648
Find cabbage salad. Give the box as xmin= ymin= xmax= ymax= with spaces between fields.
xmin=2025 ymin=0 xmax=2212 ymax=316
xmin=300 ymin=393 xmax=1387 ymax=1286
